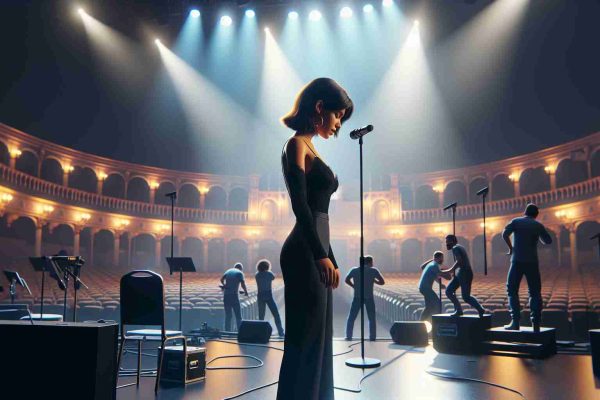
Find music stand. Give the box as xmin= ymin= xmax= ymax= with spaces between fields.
xmin=52 ymin=256 xmax=88 ymax=322
xmin=3 ymin=271 xmax=32 ymax=304
xmin=166 ymin=257 xmax=197 ymax=331
xmin=29 ymin=257 xmax=61 ymax=318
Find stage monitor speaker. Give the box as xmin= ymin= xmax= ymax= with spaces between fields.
xmin=432 ymin=314 xmax=491 ymax=354
xmin=238 ymin=320 xmax=272 ymax=343
xmin=390 ymin=321 xmax=429 ymax=346
xmin=0 ymin=321 xmax=118 ymax=400
xmin=591 ymin=329 xmax=600 ymax=376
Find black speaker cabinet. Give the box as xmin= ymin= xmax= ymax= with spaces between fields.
xmin=238 ymin=320 xmax=272 ymax=343
xmin=159 ymin=345 xmax=206 ymax=384
xmin=432 ymin=314 xmax=492 ymax=354
xmin=0 ymin=321 xmax=118 ymax=400
xmin=390 ymin=321 xmax=429 ymax=346
xmin=591 ymin=329 xmax=600 ymax=377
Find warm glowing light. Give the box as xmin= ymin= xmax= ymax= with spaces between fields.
xmin=79 ymin=213 xmax=91 ymax=222
xmin=424 ymin=321 xmax=432 ymax=333
xmin=203 ymin=227 xmax=219 ymax=236
xmin=98 ymin=171 xmax=108 ymax=180
xmin=63 ymin=164 xmax=75 ymax=173
xmin=382 ymin=0 xmax=394 ymax=7
xmin=199 ymin=186 xmax=210 ymax=195
xmin=434 ymin=226 xmax=444 ymax=233
xmin=247 ymin=229 xmax=260 ymax=237
xmin=555 ymin=209 xmax=573 ymax=219
xmin=9 ymin=148 xmax=22 ymax=158
xmin=340 ymin=7 xmax=353 ymax=19
xmin=363 ymin=4 xmax=374 ymax=13
xmin=117 ymin=219 xmax=130 ymax=228
xmin=220 ymin=15 xmax=232 ymax=27
xmin=348 ymin=230 xmax=360 ymax=237
xmin=190 ymin=9 xmax=200 ymax=18
xmin=508 ymin=173 xmax=519 ymax=182
xmin=157 ymin=223 xmax=170 ymax=233
xmin=309 ymin=10 xmax=322 ymax=21
xmin=0 ymin=193 xmax=13 ymax=203
xmin=40 ymin=204 xmax=54 ymax=214
xmin=288 ymin=11 xmax=299 ymax=20
xmin=389 ymin=229 xmax=403 ymax=237
xmin=544 ymin=164 xmax=557 ymax=174
xmin=432 ymin=183 xmax=444 ymax=193
xmin=245 ymin=9 xmax=255 ymax=18
xmin=150 ymin=181 xmax=160 ymax=190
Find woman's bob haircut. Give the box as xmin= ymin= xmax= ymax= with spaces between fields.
xmin=281 ymin=77 xmax=353 ymax=136
xmin=256 ymin=259 xmax=271 ymax=272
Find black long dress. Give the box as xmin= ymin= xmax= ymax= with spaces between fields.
xmin=277 ymin=140 xmax=339 ymax=400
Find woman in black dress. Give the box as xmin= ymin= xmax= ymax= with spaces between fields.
xmin=277 ymin=78 xmax=353 ymax=400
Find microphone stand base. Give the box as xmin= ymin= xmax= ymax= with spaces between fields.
xmin=345 ymin=356 xmax=381 ymax=369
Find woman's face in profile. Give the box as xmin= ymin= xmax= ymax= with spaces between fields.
xmin=316 ymin=109 xmax=345 ymax=140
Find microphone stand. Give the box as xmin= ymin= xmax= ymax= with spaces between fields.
xmin=346 ymin=135 xmax=380 ymax=369
xmin=477 ymin=187 xmax=489 ymax=275
xmin=165 ymin=191 xmax=181 ymax=330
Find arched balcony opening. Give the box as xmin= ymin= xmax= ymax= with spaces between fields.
xmin=205 ymin=186 xmax=227 ymax=210
xmin=258 ymin=240 xmax=281 ymax=273
xmin=131 ymin=233 xmax=156 ymax=269
xmin=400 ymin=239 xmax=421 ymax=272
xmin=372 ymin=199 xmax=390 ymax=223
xmin=539 ymin=229 xmax=558 ymax=268
xmin=159 ymin=236 xmax=176 ymax=271
xmin=103 ymin=173 xmax=125 ymax=198
xmin=4 ymin=217 xmax=36 ymax=256
xmin=424 ymin=237 xmax=443 ymax=262
xmin=127 ymin=177 xmax=150 ymax=203
xmin=399 ymin=186 xmax=413 ymax=210
xmin=520 ymin=167 xmax=550 ymax=195
xmin=471 ymin=235 xmax=485 ymax=273
xmin=40 ymin=158 xmax=63 ymax=184
xmin=576 ymin=221 xmax=600 ymax=267
xmin=43 ymin=224 xmax=74 ymax=255
xmin=178 ymin=184 xmax=200 ymax=208
xmin=182 ymin=237 xmax=204 ymax=272
xmin=93 ymin=229 xmax=115 ymax=267
xmin=68 ymin=166 xmax=98 ymax=193
xmin=491 ymin=174 xmax=514 ymax=200
xmin=556 ymin=158 xmax=588 ymax=188
xmin=155 ymin=181 xmax=176 ymax=205
xmin=591 ymin=150 xmax=600 ymax=178
xmin=15 ymin=150 xmax=38 ymax=176
xmin=491 ymin=233 xmax=507 ymax=270
xmin=443 ymin=181 xmax=467 ymax=206
xmin=228 ymin=187 xmax=249 ymax=211
xmin=469 ymin=177 xmax=488 ymax=204
xmin=366 ymin=239 xmax=393 ymax=272
xmin=415 ymin=185 xmax=437 ymax=210
xmin=260 ymin=199 xmax=278 ymax=223
xmin=227 ymin=239 xmax=248 ymax=268
xmin=0 ymin=141 xmax=9 ymax=165
xmin=208 ymin=238 xmax=225 ymax=272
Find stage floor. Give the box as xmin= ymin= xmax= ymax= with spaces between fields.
xmin=116 ymin=338 xmax=600 ymax=400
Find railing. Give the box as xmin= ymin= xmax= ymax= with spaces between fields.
xmin=401 ymin=177 xmax=600 ymax=223
xmin=0 ymin=164 xmax=248 ymax=224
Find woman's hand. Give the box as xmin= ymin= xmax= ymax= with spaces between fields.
xmin=316 ymin=258 xmax=339 ymax=289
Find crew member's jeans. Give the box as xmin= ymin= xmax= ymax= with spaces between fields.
xmin=445 ymin=268 xmax=484 ymax=314
xmin=224 ymin=293 xmax=242 ymax=332
xmin=507 ymin=261 xmax=542 ymax=324
xmin=346 ymin=296 xmax=376 ymax=340
xmin=258 ymin=291 xmax=284 ymax=335
xmin=420 ymin=288 xmax=440 ymax=321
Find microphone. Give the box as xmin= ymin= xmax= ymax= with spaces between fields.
xmin=476 ymin=187 xmax=489 ymax=196
xmin=590 ymin=233 xmax=600 ymax=240
xmin=443 ymin=202 xmax=457 ymax=211
xmin=349 ymin=125 xmax=374 ymax=140
xmin=165 ymin=191 xmax=177 ymax=199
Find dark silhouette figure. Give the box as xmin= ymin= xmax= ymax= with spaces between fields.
xmin=418 ymin=251 xmax=452 ymax=322
xmin=444 ymin=235 xmax=487 ymax=317
xmin=344 ymin=255 xmax=385 ymax=340
xmin=220 ymin=263 xmax=248 ymax=331
xmin=255 ymin=259 xmax=284 ymax=337
xmin=278 ymin=78 xmax=353 ymax=400
xmin=502 ymin=203 xmax=552 ymax=332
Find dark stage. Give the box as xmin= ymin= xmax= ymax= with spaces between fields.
xmin=116 ymin=339 xmax=600 ymax=400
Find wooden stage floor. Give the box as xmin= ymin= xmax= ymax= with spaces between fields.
xmin=116 ymin=338 xmax=600 ymax=400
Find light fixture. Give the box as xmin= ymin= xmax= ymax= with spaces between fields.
xmin=190 ymin=9 xmax=200 ymax=18
xmin=245 ymin=9 xmax=255 ymax=18
xmin=309 ymin=10 xmax=322 ymax=21
xmin=382 ymin=0 xmax=394 ymax=7
xmin=363 ymin=4 xmax=374 ymax=13
xmin=340 ymin=6 xmax=353 ymax=19
xmin=288 ymin=11 xmax=299 ymax=20
xmin=220 ymin=15 xmax=233 ymax=26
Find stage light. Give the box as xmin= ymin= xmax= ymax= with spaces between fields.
xmin=288 ymin=11 xmax=299 ymax=20
xmin=363 ymin=4 xmax=374 ymax=13
xmin=309 ymin=10 xmax=322 ymax=21
xmin=245 ymin=9 xmax=255 ymax=18
xmin=264 ymin=27 xmax=270 ymax=33
xmin=154 ymin=38 xmax=161 ymax=46
xmin=220 ymin=15 xmax=233 ymax=27
xmin=382 ymin=0 xmax=394 ymax=7
xmin=190 ymin=9 xmax=200 ymax=18
xmin=414 ymin=20 xmax=420 ymax=26
xmin=77 ymin=8 xmax=86 ymax=16
xmin=340 ymin=7 xmax=353 ymax=19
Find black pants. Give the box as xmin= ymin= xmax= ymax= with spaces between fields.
xmin=223 ymin=293 xmax=242 ymax=332
xmin=346 ymin=297 xmax=376 ymax=340
xmin=420 ymin=288 xmax=440 ymax=322
xmin=507 ymin=261 xmax=542 ymax=323
xmin=258 ymin=291 xmax=284 ymax=335
xmin=277 ymin=213 xmax=334 ymax=400
xmin=445 ymin=268 xmax=484 ymax=314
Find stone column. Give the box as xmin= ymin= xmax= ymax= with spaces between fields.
xmin=127 ymin=235 xmax=133 ymax=267
xmin=73 ymin=227 xmax=81 ymax=256
xmin=97 ymin=179 xmax=104 ymax=195
xmin=155 ymin=238 xmax=162 ymax=269
xmin=62 ymin=170 xmax=69 ymax=187
xmin=34 ymin=221 xmax=43 ymax=257
xmin=199 ymin=193 xmax=206 ymax=209
xmin=89 ymin=229 xmax=95 ymax=266
xmin=113 ymin=233 xmax=120 ymax=267
xmin=203 ymin=239 xmax=209 ymax=272
xmin=513 ymin=179 xmax=520 ymax=197
xmin=549 ymin=172 xmax=556 ymax=191
xmin=149 ymin=187 xmax=156 ymax=204
xmin=568 ymin=225 xmax=578 ymax=271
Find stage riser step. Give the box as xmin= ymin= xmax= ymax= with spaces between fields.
xmin=482 ymin=341 xmax=548 ymax=358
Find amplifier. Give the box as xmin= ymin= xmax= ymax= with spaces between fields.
xmin=432 ymin=314 xmax=491 ymax=354
xmin=0 ymin=320 xmax=118 ymax=400
xmin=159 ymin=345 xmax=206 ymax=384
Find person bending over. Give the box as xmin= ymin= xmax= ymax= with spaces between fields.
xmin=220 ymin=263 xmax=248 ymax=331
xmin=418 ymin=251 xmax=452 ymax=321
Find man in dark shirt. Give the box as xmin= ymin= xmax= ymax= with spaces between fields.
xmin=418 ymin=251 xmax=452 ymax=321
xmin=444 ymin=235 xmax=487 ymax=317
xmin=345 ymin=255 xmax=385 ymax=340
xmin=220 ymin=263 xmax=248 ymax=331
xmin=255 ymin=259 xmax=284 ymax=337
xmin=502 ymin=203 xmax=552 ymax=332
